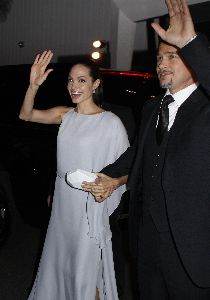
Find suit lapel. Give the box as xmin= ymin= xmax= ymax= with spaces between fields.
xmin=137 ymin=98 xmax=160 ymax=157
xmin=167 ymin=87 xmax=207 ymax=145
xmin=129 ymin=97 xmax=161 ymax=186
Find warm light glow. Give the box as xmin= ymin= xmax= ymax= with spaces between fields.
xmin=93 ymin=40 xmax=102 ymax=48
xmin=91 ymin=51 xmax=100 ymax=60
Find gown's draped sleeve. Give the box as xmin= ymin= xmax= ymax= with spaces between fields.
xmin=86 ymin=113 xmax=130 ymax=248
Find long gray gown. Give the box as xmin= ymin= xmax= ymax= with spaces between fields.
xmin=27 ymin=109 xmax=129 ymax=300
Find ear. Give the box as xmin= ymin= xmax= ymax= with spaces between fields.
xmin=93 ymin=79 xmax=100 ymax=90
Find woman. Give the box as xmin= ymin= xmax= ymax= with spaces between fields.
xmin=20 ymin=50 xmax=129 ymax=300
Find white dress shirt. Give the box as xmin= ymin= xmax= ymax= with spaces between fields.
xmin=164 ymin=83 xmax=199 ymax=130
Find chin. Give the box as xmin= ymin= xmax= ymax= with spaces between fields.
xmin=72 ymin=98 xmax=82 ymax=104
xmin=160 ymin=80 xmax=172 ymax=90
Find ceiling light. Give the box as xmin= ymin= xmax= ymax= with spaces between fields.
xmin=92 ymin=40 xmax=102 ymax=48
xmin=91 ymin=51 xmax=100 ymax=60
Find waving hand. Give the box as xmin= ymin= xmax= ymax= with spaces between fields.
xmin=151 ymin=0 xmax=196 ymax=48
xmin=30 ymin=50 xmax=54 ymax=89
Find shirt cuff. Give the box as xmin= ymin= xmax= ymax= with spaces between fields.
xmin=182 ymin=35 xmax=197 ymax=48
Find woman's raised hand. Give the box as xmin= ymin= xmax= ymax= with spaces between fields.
xmin=30 ymin=50 xmax=54 ymax=89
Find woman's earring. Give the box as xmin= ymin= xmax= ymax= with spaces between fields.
xmin=92 ymin=89 xmax=96 ymax=94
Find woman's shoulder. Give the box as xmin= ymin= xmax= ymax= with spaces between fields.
xmin=103 ymin=111 xmax=126 ymax=130
xmin=103 ymin=110 xmax=121 ymax=122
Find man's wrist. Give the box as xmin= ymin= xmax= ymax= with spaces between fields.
xmin=115 ymin=175 xmax=128 ymax=189
xmin=181 ymin=34 xmax=197 ymax=48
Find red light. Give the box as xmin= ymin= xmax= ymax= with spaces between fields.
xmin=99 ymin=70 xmax=156 ymax=78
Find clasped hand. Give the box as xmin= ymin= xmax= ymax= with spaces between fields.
xmin=82 ymin=173 xmax=117 ymax=202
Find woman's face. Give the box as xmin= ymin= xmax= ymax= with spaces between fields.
xmin=67 ymin=64 xmax=100 ymax=104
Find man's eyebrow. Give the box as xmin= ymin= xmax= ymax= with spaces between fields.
xmin=156 ymin=51 xmax=178 ymax=56
xmin=166 ymin=51 xmax=178 ymax=54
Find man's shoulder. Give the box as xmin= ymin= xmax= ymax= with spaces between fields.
xmin=143 ymin=93 xmax=163 ymax=111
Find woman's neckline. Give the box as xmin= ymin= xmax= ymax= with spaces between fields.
xmin=73 ymin=108 xmax=106 ymax=116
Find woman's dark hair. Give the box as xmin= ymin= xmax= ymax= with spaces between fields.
xmin=69 ymin=60 xmax=103 ymax=105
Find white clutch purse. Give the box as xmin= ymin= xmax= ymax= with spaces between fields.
xmin=66 ymin=169 xmax=97 ymax=190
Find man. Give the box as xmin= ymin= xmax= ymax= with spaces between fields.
xmin=83 ymin=0 xmax=210 ymax=298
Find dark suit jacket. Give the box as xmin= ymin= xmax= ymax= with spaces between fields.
xmin=102 ymin=35 xmax=210 ymax=288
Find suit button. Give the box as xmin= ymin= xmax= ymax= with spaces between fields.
xmin=151 ymin=175 xmax=155 ymax=179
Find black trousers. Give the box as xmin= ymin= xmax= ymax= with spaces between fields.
xmin=109 ymin=202 xmax=125 ymax=299
xmin=138 ymin=213 xmax=210 ymax=300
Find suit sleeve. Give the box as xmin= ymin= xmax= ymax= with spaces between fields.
xmin=180 ymin=34 xmax=210 ymax=95
xmin=101 ymin=137 xmax=137 ymax=177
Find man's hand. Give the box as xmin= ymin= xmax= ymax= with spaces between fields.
xmin=82 ymin=173 xmax=117 ymax=202
xmin=151 ymin=0 xmax=196 ymax=48
xmin=82 ymin=173 xmax=128 ymax=203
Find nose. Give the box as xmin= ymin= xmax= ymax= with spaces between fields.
xmin=157 ymin=57 xmax=167 ymax=70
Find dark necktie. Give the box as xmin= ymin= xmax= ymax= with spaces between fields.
xmin=156 ymin=95 xmax=174 ymax=145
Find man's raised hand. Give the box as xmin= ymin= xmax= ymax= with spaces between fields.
xmin=151 ymin=0 xmax=196 ymax=48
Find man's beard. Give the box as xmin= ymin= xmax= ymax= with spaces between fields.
xmin=159 ymin=78 xmax=173 ymax=89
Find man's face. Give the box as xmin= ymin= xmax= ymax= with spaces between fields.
xmin=156 ymin=42 xmax=195 ymax=94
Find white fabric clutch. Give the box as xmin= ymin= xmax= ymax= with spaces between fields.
xmin=66 ymin=169 xmax=97 ymax=190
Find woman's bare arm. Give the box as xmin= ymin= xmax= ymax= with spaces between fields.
xmin=19 ymin=50 xmax=70 ymax=124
